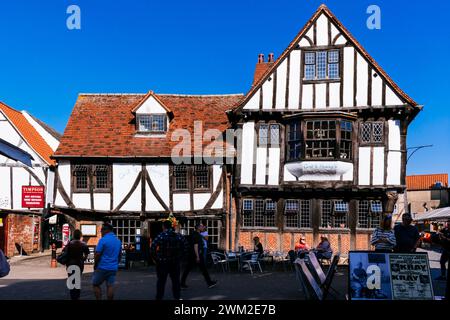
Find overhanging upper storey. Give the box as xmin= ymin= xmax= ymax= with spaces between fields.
xmin=232 ymin=4 xmax=421 ymax=123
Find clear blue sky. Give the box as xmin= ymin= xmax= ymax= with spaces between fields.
xmin=0 ymin=0 xmax=448 ymax=175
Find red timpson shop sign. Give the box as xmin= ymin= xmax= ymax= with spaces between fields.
xmin=22 ymin=186 xmax=45 ymax=208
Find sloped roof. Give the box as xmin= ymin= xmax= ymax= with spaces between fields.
xmin=235 ymin=4 xmax=418 ymax=112
xmin=54 ymin=93 xmax=243 ymax=158
xmin=0 ymin=102 xmax=56 ymax=165
xmin=407 ymin=174 xmax=448 ymax=191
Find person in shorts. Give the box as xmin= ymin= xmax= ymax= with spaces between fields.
xmin=92 ymin=223 xmax=122 ymax=300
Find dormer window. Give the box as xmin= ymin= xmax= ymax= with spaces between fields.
xmin=137 ymin=114 xmax=167 ymax=133
xmin=303 ymin=49 xmax=340 ymax=81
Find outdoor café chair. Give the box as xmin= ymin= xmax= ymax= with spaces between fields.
xmin=241 ymin=252 xmax=263 ymax=275
xmin=210 ymin=252 xmax=229 ymax=272
xmin=294 ymin=258 xmax=323 ymax=300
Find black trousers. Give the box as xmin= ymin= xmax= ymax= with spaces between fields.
xmin=156 ymin=261 xmax=181 ymax=300
xmin=181 ymin=256 xmax=213 ymax=286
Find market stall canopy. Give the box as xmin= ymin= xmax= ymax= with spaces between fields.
xmin=414 ymin=207 xmax=450 ymax=222
xmin=0 ymin=137 xmax=34 ymax=167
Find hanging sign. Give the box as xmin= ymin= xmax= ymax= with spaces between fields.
xmin=22 ymin=186 xmax=45 ymax=208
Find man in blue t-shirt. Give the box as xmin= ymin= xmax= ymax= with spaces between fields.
xmin=92 ymin=223 xmax=122 ymax=300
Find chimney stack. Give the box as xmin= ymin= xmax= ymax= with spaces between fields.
xmin=258 ymin=53 xmax=265 ymax=64
xmin=268 ymin=53 xmax=274 ymax=63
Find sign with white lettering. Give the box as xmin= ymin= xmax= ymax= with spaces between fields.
xmin=348 ymin=251 xmax=434 ymax=300
xmin=22 ymin=186 xmax=45 ymax=208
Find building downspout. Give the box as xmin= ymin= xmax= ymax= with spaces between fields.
xmin=229 ymin=173 xmax=233 ymax=251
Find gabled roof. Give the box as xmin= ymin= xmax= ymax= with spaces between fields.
xmin=234 ymin=4 xmax=418 ymax=112
xmin=407 ymin=174 xmax=448 ymax=191
xmin=131 ymin=90 xmax=173 ymax=114
xmin=0 ymin=102 xmax=56 ymax=165
xmin=54 ymin=93 xmax=243 ymax=158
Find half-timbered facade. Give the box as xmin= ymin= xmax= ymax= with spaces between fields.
xmin=229 ymin=5 xmax=421 ymax=253
xmin=52 ymin=92 xmax=242 ymax=249
xmin=0 ymin=102 xmax=60 ymax=256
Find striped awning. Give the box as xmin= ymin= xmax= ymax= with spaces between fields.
xmin=414 ymin=207 xmax=450 ymax=222
xmin=0 ymin=138 xmax=34 ymax=167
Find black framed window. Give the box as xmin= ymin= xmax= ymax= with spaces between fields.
xmin=137 ymin=114 xmax=167 ymax=133
xmin=193 ymin=165 xmax=210 ymax=190
xmin=258 ymin=124 xmax=280 ymax=148
xmin=284 ymin=199 xmax=311 ymax=229
xmin=93 ymin=165 xmax=110 ymax=190
xmin=173 ymin=165 xmax=188 ymax=191
xmin=360 ymin=121 xmax=384 ymax=144
xmin=73 ymin=165 xmax=89 ymax=191
xmin=304 ymin=50 xmax=340 ymax=81
xmin=111 ymin=219 xmax=141 ymax=246
xmin=340 ymin=121 xmax=352 ymax=160
xmin=288 ymin=121 xmax=302 ymax=160
xmin=305 ymin=120 xmax=336 ymax=159
xmin=358 ymin=200 xmax=383 ymax=229
xmin=321 ymin=200 xmax=348 ymax=228
xmin=242 ymin=199 xmax=276 ymax=228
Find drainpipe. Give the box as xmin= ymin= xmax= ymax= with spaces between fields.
xmin=229 ymin=173 xmax=233 ymax=251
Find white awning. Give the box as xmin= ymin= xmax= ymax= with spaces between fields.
xmin=414 ymin=207 xmax=450 ymax=222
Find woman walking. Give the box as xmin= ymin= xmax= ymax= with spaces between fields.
xmin=371 ymin=215 xmax=396 ymax=253
xmin=65 ymin=229 xmax=90 ymax=300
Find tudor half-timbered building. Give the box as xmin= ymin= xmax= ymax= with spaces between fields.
xmin=229 ymin=5 xmax=422 ymax=253
xmin=0 ymin=101 xmax=60 ymax=257
xmin=52 ymin=92 xmax=242 ymax=249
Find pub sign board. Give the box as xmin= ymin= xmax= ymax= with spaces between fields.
xmin=348 ymin=251 xmax=434 ymax=300
xmin=22 ymin=186 xmax=45 ymax=208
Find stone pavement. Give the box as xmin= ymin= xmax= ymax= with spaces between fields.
xmin=0 ymin=248 xmax=446 ymax=300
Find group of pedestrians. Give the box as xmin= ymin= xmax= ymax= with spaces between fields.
xmin=62 ymin=221 xmax=216 ymax=300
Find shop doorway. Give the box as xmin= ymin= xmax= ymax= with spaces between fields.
xmin=149 ymin=221 xmax=163 ymax=242
xmin=0 ymin=214 xmax=7 ymax=254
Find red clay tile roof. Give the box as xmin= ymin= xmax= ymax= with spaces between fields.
xmin=54 ymin=93 xmax=243 ymax=158
xmin=407 ymin=174 xmax=448 ymax=191
xmin=235 ymin=4 xmax=419 ymax=112
xmin=0 ymin=102 xmax=56 ymax=165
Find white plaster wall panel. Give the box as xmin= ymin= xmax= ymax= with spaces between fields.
xmin=94 ymin=194 xmax=111 ymax=211
xmin=113 ymin=163 xmax=141 ymax=210
xmin=335 ymin=35 xmax=347 ymax=45
xmin=73 ymin=194 xmax=91 ymax=210
xmin=316 ymin=15 xmax=328 ymax=46
xmin=356 ymin=53 xmax=368 ymax=106
xmin=262 ymin=75 xmax=274 ymax=110
xmin=58 ymin=161 xmax=71 ymax=196
xmin=288 ymin=51 xmax=301 ymax=109
xmin=342 ymin=165 xmax=353 ymax=181
xmin=194 ymin=193 xmax=210 ymax=210
xmin=240 ymin=122 xmax=255 ymax=184
xmin=315 ymin=83 xmax=327 ymax=109
xmin=22 ymin=111 xmax=60 ymax=151
xmin=388 ymin=120 xmax=401 ymax=150
xmin=329 ymin=83 xmax=340 ymax=108
xmin=255 ymin=148 xmax=267 ymax=185
xmin=12 ymin=168 xmax=29 ymax=209
xmin=0 ymin=167 xmax=11 ymax=209
xmin=45 ymin=170 xmax=55 ymax=205
xmin=135 ymin=95 xmax=167 ymax=114
xmin=372 ymin=147 xmax=385 ymax=185
xmin=275 ymin=59 xmax=287 ymax=109
xmin=147 ymin=164 xmax=170 ymax=207
xmin=330 ymin=23 xmax=339 ymax=41
xmin=358 ymin=147 xmax=371 ymax=185
xmin=212 ymin=165 xmax=222 ymax=189
xmin=0 ymin=113 xmax=22 ymax=146
xmin=385 ymin=86 xmax=403 ymax=106
xmin=301 ymin=84 xmax=313 ymax=109
xmin=211 ymin=191 xmax=223 ymax=209
xmin=305 ymin=26 xmax=314 ymax=42
xmin=343 ymin=47 xmax=354 ymax=107
xmin=387 ymin=152 xmax=401 ymax=185
xmin=243 ymin=90 xmax=260 ymax=110
xmin=283 ymin=166 xmax=297 ymax=182
xmin=30 ymin=167 xmax=46 ymax=186
xmin=55 ymin=193 xmax=65 ymax=207
xmin=371 ymin=72 xmax=383 ymax=106
xmin=173 ymin=193 xmax=190 ymax=211
xmin=146 ymin=184 xmax=165 ymax=212
xmin=268 ymin=148 xmax=280 ymax=185
xmin=0 ymin=112 xmax=5 ymax=120
xmin=299 ymin=37 xmax=311 ymax=47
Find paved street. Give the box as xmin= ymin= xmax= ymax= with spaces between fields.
xmin=0 ymin=248 xmax=446 ymax=300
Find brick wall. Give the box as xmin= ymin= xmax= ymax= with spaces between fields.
xmin=6 ymin=214 xmax=40 ymax=257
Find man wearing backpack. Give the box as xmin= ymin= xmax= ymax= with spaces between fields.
xmin=151 ymin=220 xmax=188 ymax=300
